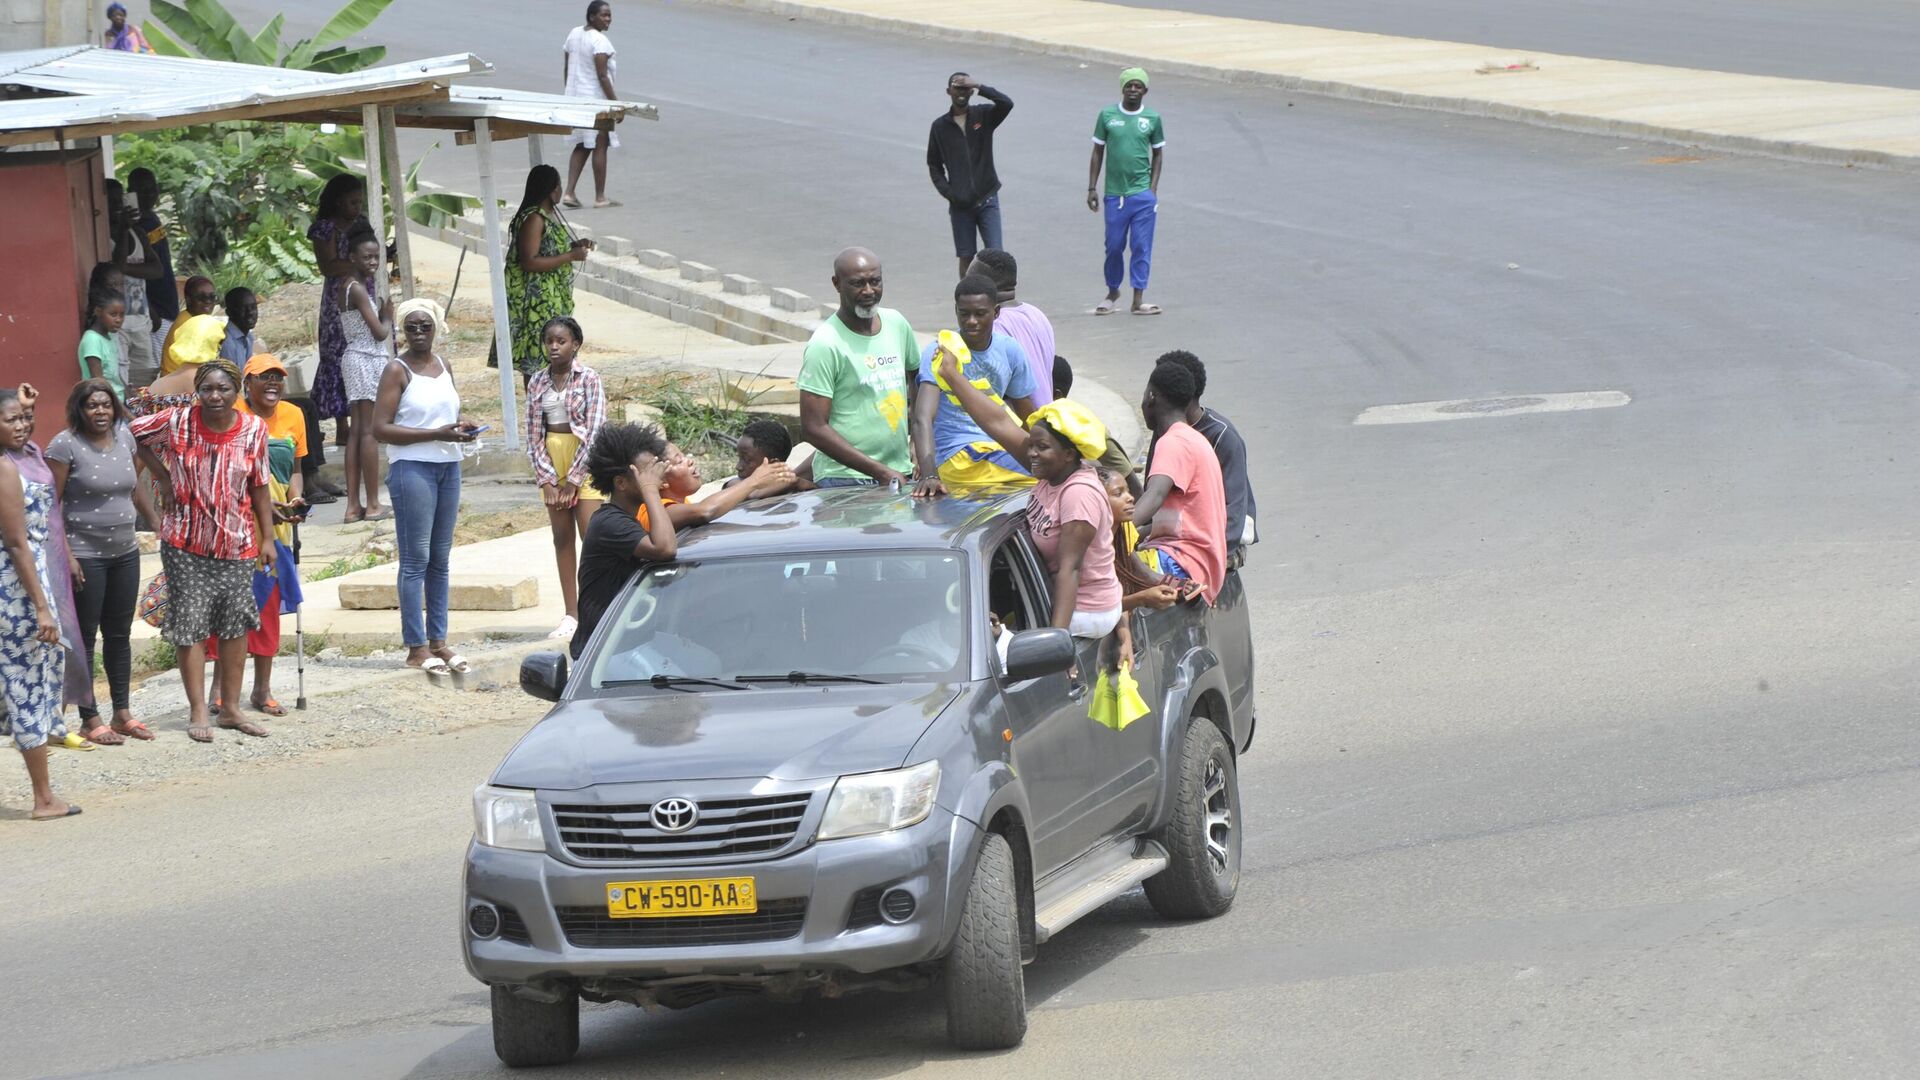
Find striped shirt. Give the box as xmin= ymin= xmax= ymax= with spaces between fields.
xmin=524 ymin=363 xmax=607 ymax=488
xmin=131 ymin=407 xmax=269 ymax=560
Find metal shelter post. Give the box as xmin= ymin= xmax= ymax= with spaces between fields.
xmin=527 ymin=134 xmax=544 ymax=168
xmin=378 ymin=106 xmax=414 ymax=299
xmin=474 ymin=118 xmax=520 ymax=450
xmin=359 ymin=104 xmax=388 ymax=302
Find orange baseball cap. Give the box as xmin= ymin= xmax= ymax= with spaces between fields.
xmin=244 ymin=354 xmax=288 ymax=377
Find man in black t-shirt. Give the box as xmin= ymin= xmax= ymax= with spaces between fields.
xmin=571 ymin=424 xmax=678 ymax=659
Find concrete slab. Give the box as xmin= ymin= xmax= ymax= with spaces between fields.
xmin=680 ymin=260 xmax=722 ymax=283
xmin=337 ymin=574 xmax=540 ymax=611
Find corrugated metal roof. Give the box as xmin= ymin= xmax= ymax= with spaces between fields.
xmin=0 ymin=47 xmax=656 ymax=145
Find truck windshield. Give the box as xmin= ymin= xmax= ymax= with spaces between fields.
xmin=586 ymin=552 xmax=969 ymax=689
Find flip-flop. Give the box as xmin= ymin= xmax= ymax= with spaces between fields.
xmin=441 ymin=654 xmax=472 ymax=674
xmin=218 ymin=720 xmax=270 ymax=738
xmin=1093 ymin=301 xmax=1119 ymax=316
xmin=593 ymin=199 xmax=622 ymax=208
xmin=57 ymin=732 xmax=96 ymax=751
xmin=111 ymin=720 xmax=155 ymax=741
xmin=1130 ymin=304 xmax=1163 ymax=316
xmin=341 ymin=509 xmax=366 ymax=524
xmin=80 ymin=724 xmax=125 ymax=746
xmin=187 ymin=724 xmax=214 ymax=744
xmin=561 ymin=196 xmax=584 ymax=209
xmin=250 ymin=697 xmax=289 ymax=717
xmin=32 ymin=803 xmax=82 ymax=821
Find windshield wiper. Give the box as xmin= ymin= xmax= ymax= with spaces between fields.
xmin=734 ymin=671 xmax=883 ymax=685
xmin=601 ymin=674 xmax=747 ymax=691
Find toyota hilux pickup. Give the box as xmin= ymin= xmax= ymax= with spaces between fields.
xmin=465 ymin=487 xmax=1256 ymax=1066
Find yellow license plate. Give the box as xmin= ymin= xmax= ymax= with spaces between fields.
xmin=606 ymin=877 xmax=758 ymax=919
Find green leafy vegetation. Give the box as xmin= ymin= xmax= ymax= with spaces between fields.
xmin=118 ymin=0 xmax=474 ymax=293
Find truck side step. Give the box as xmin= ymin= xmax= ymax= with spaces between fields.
xmin=1032 ymin=839 xmax=1169 ymax=943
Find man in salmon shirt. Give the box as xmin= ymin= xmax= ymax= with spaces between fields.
xmin=1131 ymin=361 xmax=1227 ymax=602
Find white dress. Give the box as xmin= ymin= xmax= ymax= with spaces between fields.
xmin=338 ymin=280 xmax=391 ymax=404
xmin=563 ymin=25 xmax=620 ymax=150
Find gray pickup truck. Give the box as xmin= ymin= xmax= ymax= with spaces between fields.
xmin=465 ymin=487 xmax=1256 ymax=1066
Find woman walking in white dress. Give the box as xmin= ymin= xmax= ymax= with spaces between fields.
xmin=562 ymin=1 xmax=621 ymax=209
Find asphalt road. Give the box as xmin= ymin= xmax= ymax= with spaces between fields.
xmin=1105 ymin=0 xmax=1920 ymax=90
xmin=18 ymin=1 xmax=1919 ymax=1077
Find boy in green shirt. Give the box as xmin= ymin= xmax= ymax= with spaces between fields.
xmin=1086 ymin=67 xmax=1165 ymax=316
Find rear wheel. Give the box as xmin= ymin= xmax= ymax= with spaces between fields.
xmin=491 ymin=984 xmax=580 ymax=1068
xmin=1144 ymin=718 xmax=1241 ymax=919
xmin=944 ymin=833 xmax=1028 ymax=1050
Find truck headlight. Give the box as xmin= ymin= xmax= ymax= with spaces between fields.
xmin=473 ymin=786 xmax=545 ymax=852
xmin=818 ymin=761 xmax=940 ymax=841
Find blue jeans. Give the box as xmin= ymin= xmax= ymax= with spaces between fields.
xmin=386 ymin=458 xmax=461 ymax=647
xmin=948 ymin=193 xmax=1004 ymax=259
xmin=814 ymin=475 xmax=883 ymax=489
xmin=1103 ymin=190 xmax=1157 ymax=290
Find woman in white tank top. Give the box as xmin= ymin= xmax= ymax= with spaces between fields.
xmin=370 ymin=299 xmax=479 ymax=674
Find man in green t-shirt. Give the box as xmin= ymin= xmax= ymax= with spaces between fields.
xmin=797 ymin=247 xmax=922 ymax=488
xmin=1086 ymin=67 xmax=1165 ymax=316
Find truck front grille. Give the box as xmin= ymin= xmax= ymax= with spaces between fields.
xmin=551 ymin=792 xmax=813 ymax=862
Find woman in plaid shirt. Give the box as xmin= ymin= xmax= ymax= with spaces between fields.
xmin=523 ymin=316 xmax=606 ymax=641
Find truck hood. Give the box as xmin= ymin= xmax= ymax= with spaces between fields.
xmin=490 ymin=683 xmax=964 ymax=790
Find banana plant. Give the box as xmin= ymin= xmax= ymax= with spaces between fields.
xmin=142 ymin=0 xmax=396 ymax=72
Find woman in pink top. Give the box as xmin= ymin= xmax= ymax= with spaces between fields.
xmin=930 ymin=348 xmax=1126 ymax=658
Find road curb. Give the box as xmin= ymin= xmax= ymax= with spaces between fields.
xmin=693 ymin=0 xmax=1920 ymax=172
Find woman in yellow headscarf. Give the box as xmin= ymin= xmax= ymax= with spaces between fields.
xmin=159 ymin=313 xmax=227 ymax=377
xmin=929 ymin=347 xmax=1130 ymax=654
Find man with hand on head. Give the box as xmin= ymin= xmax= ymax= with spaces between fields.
xmin=1088 ymin=67 xmax=1165 ymax=316
xmin=929 ymin=72 xmax=1014 ymax=279
xmin=797 ymin=248 xmax=921 ymax=489
xmin=910 ymin=275 xmax=1037 ymax=498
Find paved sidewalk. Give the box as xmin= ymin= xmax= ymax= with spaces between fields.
xmin=697 ymin=0 xmax=1920 ymax=168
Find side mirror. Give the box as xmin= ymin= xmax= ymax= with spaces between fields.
xmin=1002 ymin=628 xmax=1076 ymax=681
xmin=520 ymin=651 xmax=569 ymax=702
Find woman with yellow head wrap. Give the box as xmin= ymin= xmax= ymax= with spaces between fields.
xmin=927 ymin=347 xmax=1135 ymax=679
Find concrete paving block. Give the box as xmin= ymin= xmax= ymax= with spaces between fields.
xmin=680 ymin=260 xmax=721 ymax=283
xmin=340 ymin=574 xmax=538 ymax=611
xmin=722 ymin=273 xmax=764 ymax=296
xmin=624 ymin=401 xmax=662 ymax=425
xmin=602 ymin=235 xmax=635 ymax=257
xmin=638 ymin=249 xmax=678 ymax=270
xmin=571 ymin=223 xmax=594 ymax=240
xmin=769 ymin=287 xmax=814 ymax=312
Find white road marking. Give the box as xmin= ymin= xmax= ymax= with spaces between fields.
xmin=1354 ymin=391 xmax=1631 ymax=425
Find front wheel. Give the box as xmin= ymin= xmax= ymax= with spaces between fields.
xmin=1144 ymin=718 xmax=1242 ymax=919
xmin=944 ymin=833 xmax=1028 ymax=1050
xmin=491 ymin=984 xmax=580 ymax=1068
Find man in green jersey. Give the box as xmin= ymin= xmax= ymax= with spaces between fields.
xmin=1086 ymin=67 xmax=1165 ymax=316
xmin=797 ymin=247 xmax=922 ymax=488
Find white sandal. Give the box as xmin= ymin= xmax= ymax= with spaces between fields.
xmin=548 ymin=615 xmax=578 ymax=640
xmin=419 ymin=657 xmax=451 ymax=675
xmin=443 ymin=654 xmax=472 ymax=674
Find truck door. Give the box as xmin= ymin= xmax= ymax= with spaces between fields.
xmin=989 ymin=537 xmax=1106 ymax=874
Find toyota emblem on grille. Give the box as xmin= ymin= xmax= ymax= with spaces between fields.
xmin=650 ymin=798 xmax=699 ymax=833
